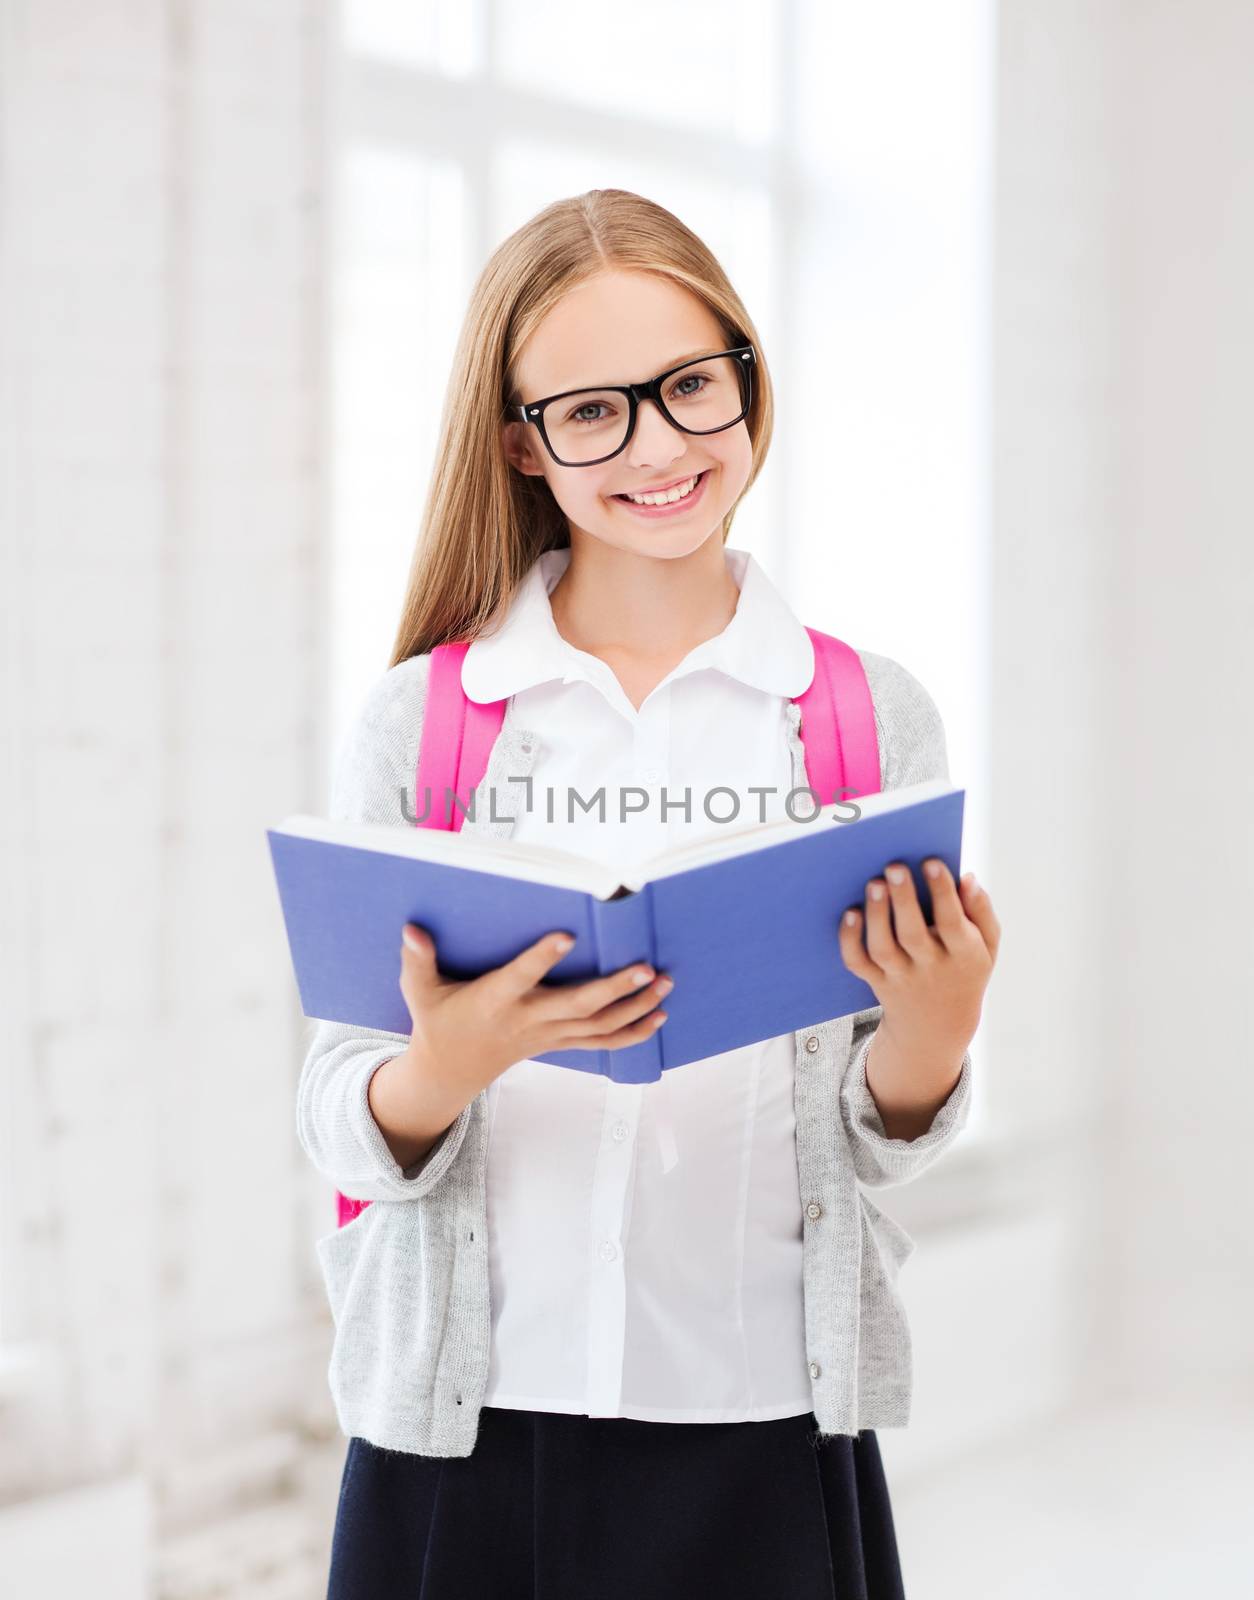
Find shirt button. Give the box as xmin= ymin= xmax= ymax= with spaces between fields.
xmin=612 ymin=1121 xmax=629 ymax=1142
xmin=806 ymin=1202 xmax=823 ymax=1220
xmin=804 ymin=1035 xmax=820 ymax=1054
xmin=598 ymin=1240 xmax=619 ymax=1262
xmin=519 ymin=742 xmax=532 ymax=755
xmin=809 ymin=1361 xmax=821 ymax=1380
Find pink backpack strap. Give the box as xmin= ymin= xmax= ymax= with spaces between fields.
xmin=416 ymin=640 xmax=509 ymax=831
xmin=336 ymin=642 xmax=507 ymax=1229
xmin=793 ymin=627 xmax=881 ymax=803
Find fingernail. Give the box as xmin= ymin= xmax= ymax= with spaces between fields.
xmin=402 ymin=927 xmax=423 ymax=951
xmin=555 ymin=934 xmax=574 ymax=952
xmin=631 ymin=967 xmax=652 ymax=985
xmin=924 ymin=860 xmax=942 ymax=879
xmin=963 ymin=872 xmax=979 ymax=892
xmin=843 ymin=910 xmax=859 ymax=926
xmin=868 ymin=883 xmax=885 ymax=900
xmin=886 ymin=866 xmax=906 ymax=885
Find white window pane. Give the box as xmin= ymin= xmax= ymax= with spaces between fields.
xmin=330 ymin=144 xmax=468 ymax=752
xmin=791 ymin=0 xmax=993 ymax=1136
xmin=495 ymin=1 xmax=777 ymax=146
xmin=343 ymin=0 xmax=480 ymax=76
xmin=796 ymin=0 xmax=989 ymax=191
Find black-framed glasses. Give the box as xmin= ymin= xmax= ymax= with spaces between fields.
xmin=511 ymin=344 xmax=756 ymax=468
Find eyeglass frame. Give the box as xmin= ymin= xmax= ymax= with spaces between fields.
xmin=509 ymin=344 xmax=757 ymax=468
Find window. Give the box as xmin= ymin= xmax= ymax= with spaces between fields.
xmin=332 ymin=0 xmax=994 ymax=1146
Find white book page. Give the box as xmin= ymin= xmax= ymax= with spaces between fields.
xmin=618 ymin=778 xmax=956 ymax=890
xmin=271 ymin=779 xmax=955 ymax=902
xmin=271 ymin=813 xmax=627 ymax=899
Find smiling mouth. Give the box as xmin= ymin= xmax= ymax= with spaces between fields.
xmin=612 ymin=469 xmax=709 ymax=506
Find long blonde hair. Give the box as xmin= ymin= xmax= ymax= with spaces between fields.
xmin=387 ymin=188 xmax=775 ymax=667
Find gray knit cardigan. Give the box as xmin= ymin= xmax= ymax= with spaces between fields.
xmin=296 ymin=647 xmax=973 ymax=1458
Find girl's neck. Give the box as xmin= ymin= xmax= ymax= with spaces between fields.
xmin=548 ymin=535 xmax=741 ymax=670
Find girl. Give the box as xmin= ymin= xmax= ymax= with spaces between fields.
xmin=300 ymin=189 xmax=1000 ymax=1600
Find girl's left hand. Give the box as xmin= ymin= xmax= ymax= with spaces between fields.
xmin=839 ymin=859 xmax=1001 ymax=1064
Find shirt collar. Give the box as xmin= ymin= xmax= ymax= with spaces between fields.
xmin=460 ymin=545 xmax=816 ymax=705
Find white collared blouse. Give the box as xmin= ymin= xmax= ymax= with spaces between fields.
xmin=460 ymin=544 xmax=822 ymax=1422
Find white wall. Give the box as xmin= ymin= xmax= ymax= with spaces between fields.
xmin=885 ymin=4 xmax=1254 ymax=1519
xmin=1090 ymin=0 xmax=1254 ymax=1401
xmin=0 ymin=1 xmax=340 ymax=1593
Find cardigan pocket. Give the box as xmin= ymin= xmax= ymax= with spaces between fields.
xmin=314 ymin=1202 xmax=378 ymax=1327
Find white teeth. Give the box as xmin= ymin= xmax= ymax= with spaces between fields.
xmin=624 ymin=473 xmax=701 ymax=506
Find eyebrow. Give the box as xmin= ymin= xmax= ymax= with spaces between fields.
xmin=665 ymin=346 xmax=721 ymax=367
xmin=546 ymin=347 xmax=725 ymax=398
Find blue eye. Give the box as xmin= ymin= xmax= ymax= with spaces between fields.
xmin=671 ymin=373 xmax=709 ymax=400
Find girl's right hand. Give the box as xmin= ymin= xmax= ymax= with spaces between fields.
xmin=396 ymin=924 xmax=673 ymax=1097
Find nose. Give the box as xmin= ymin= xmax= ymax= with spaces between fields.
xmin=625 ymin=397 xmax=686 ymax=468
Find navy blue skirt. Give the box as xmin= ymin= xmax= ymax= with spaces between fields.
xmin=326 ymin=1404 xmax=906 ymax=1600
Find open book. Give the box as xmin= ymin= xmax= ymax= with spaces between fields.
xmin=267 ymin=779 xmax=965 ymax=1084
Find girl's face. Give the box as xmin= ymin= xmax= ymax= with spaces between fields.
xmin=501 ymin=268 xmax=754 ymax=561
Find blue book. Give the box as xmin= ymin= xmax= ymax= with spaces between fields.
xmin=267 ymin=780 xmax=964 ymax=1085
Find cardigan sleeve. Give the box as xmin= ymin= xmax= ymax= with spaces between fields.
xmin=837 ymin=650 xmax=974 ymax=1189
xmin=294 ymin=652 xmax=476 ymax=1203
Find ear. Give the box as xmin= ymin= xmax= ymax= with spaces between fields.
xmin=501 ymin=419 xmax=546 ymax=477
